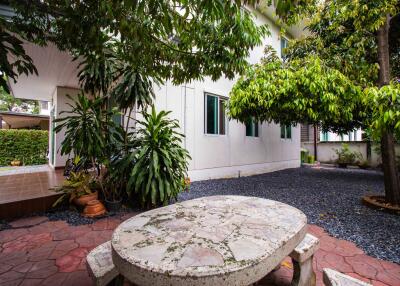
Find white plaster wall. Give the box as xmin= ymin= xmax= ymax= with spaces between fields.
xmin=51 ymin=86 xmax=80 ymax=168
xmin=46 ymin=7 xmax=301 ymax=178
xmin=149 ymin=10 xmax=301 ymax=181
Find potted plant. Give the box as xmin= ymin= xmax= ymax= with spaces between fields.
xmin=10 ymin=158 xmax=21 ymax=166
xmin=101 ymin=172 xmax=123 ymax=212
xmin=334 ymin=143 xmax=356 ymax=168
xmin=355 ymin=152 xmax=370 ymax=169
xmin=52 ymin=171 xmax=99 ymax=207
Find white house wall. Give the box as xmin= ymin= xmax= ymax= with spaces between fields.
xmin=13 ymin=7 xmax=301 ymax=179
xmin=50 ymin=87 xmax=80 ymax=168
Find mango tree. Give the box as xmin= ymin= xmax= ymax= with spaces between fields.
xmin=230 ymin=0 xmax=400 ymax=205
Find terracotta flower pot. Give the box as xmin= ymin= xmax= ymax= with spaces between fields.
xmin=83 ymin=200 xmax=106 ymax=218
xmin=73 ymin=191 xmax=98 ymax=206
xmin=10 ymin=160 xmax=21 ymax=166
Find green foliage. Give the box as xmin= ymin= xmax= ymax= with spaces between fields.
xmin=0 ymin=86 xmax=39 ymax=112
xmin=0 ymin=129 xmax=48 ymax=166
xmin=229 ymin=48 xmax=366 ymax=133
xmin=0 ymin=18 xmax=38 ymax=93
xmin=365 ymin=83 xmax=400 ymax=139
xmin=54 ymin=93 xmax=111 ymax=165
xmin=127 ymin=107 xmax=190 ymax=207
xmin=52 ymin=171 xmax=95 ymax=207
xmin=334 ymin=143 xmax=357 ymax=165
xmin=285 ymin=0 xmax=400 ymax=84
xmin=8 ymin=0 xmax=269 ymax=86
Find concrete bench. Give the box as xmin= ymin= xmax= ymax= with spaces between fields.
xmin=86 ymin=241 xmax=120 ymax=286
xmin=289 ymin=233 xmax=320 ymax=286
xmin=323 ymin=268 xmax=372 ymax=286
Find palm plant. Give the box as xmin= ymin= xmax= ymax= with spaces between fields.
xmin=54 ymin=93 xmax=108 ymax=169
xmin=127 ymin=106 xmax=191 ymax=207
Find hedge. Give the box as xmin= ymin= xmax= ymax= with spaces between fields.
xmin=0 ymin=129 xmax=49 ymax=166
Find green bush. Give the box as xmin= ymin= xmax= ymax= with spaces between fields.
xmin=0 ymin=129 xmax=48 ymax=166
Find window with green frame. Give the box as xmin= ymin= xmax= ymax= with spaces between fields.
xmin=245 ymin=117 xmax=259 ymax=137
xmin=280 ymin=124 xmax=291 ymax=139
xmin=322 ymin=132 xmax=329 ymax=141
xmin=281 ymin=37 xmax=289 ymax=59
xmin=205 ymin=93 xmax=226 ymax=135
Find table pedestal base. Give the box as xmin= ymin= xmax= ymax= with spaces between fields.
xmin=291 ymin=256 xmax=316 ymax=286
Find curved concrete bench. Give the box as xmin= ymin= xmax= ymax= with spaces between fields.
xmin=290 ymin=233 xmax=320 ymax=286
xmin=86 ymin=241 xmax=120 ymax=286
xmin=323 ymin=268 xmax=372 ymax=286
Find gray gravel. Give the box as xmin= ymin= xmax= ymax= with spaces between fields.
xmin=178 ymin=167 xmax=400 ymax=264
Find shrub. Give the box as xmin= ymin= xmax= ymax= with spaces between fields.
xmin=127 ymin=107 xmax=191 ymax=207
xmin=0 ymin=129 xmax=48 ymax=166
xmin=334 ymin=143 xmax=356 ymax=165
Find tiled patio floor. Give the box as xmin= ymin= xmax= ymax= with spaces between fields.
xmin=0 ymin=170 xmax=64 ymax=204
xmin=0 ymin=214 xmax=399 ymax=286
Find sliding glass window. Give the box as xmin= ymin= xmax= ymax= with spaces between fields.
xmin=205 ymin=93 xmax=226 ymax=135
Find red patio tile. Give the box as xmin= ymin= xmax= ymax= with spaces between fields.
xmin=41 ymin=273 xmax=69 ymax=286
xmin=0 ymin=214 xmax=399 ymax=286
xmin=25 ymin=260 xmax=58 ymax=279
xmin=19 ymin=278 xmax=43 ymax=286
xmin=9 ymin=216 xmax=49 ymax=228
xmin=0 ymin=270 xmax=25 ymax=284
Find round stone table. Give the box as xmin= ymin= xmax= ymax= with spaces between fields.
xmin=111 ymin=196 xmax=307 ymax=286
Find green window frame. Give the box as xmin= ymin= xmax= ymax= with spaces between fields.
xmin=205 ymin=93 xmax=226 ymax=135
xmin=322 ymin=132 xmax=329 ymax=141
xmin=280 ymin=124 xmax=292 ymax=139
xmin=281 ymin=37 xmax=289 ymax=59
xmin=245 ymin=117 xmax=259 ymax=137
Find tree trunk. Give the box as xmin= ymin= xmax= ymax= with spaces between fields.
xmin=377 ymin=14 xmax=400 ymax=205
xmin=313 ymin=125 xmax=318 ymax=161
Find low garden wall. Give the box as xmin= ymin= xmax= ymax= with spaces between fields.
xmin=0 ymin=129 xmax=49 ymax=166
xmin=302 ymin=141 xmax=400 ymax=167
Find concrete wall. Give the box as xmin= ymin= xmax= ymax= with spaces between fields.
xmin=302 ymin=141 xmax=400 ymax=167
xmin=151 ymin=81 xmax=300 ymax=181
xmin=49 ymin=86 xmax=80 ymax=168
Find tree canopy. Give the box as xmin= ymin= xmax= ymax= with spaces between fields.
xmin=229 ymin=48 xmax=366 ymax=133
xmin=229 ymin=0 xmax=400 ymax=205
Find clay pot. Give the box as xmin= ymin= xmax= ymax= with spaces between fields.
xmin=83 ymin=200 xmax=106 ymax=218
xmin=73 ymin=191 xmax=98 ymax=206
xmin=10 ymin=160 xmax=21 ymax=166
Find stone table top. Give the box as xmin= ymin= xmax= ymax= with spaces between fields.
xmin=111 ymin=196 xmax=307 ymax=286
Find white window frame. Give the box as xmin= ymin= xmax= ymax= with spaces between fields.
xmin=204 ymin=92 xmax=227 ymax=136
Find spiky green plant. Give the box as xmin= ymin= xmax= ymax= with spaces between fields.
xmin=127 ymin=106 xmax=190 ymax=207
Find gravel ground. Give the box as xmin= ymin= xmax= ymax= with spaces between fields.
xmin=178 ymin=167 xmax=400 ymax=264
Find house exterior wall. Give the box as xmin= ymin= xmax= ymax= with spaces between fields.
xmin=319 ymin=129 xmax=363 ymax=142
xmin=20 ymin=8 xmax=301 ymax=179
xmin=49 ymin=87 xmax=80 ymax=168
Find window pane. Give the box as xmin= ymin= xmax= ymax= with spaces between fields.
xmin=219 ymin=99 xmax=226 ymax=135
xmin=280 ymin=125 xmax=286 ymax=139
xmin=206 ymin=95 xmax=218 ymax=134
xmin=255 ymin=122 xmax=259 ymax=137
xmin=112 ymin=113 xmax=123 ymax=126
xmin=281 ymin=38 xmax=288 ymax=58
xmin=286 ymin=125 xmax=291 ymax=139
xmin=245 ymin=119 xmax=252 ymax=136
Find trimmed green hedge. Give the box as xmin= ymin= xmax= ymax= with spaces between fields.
xmin=0 ymin=129 xmax=49 ymax=166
